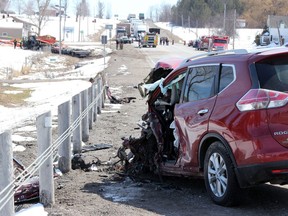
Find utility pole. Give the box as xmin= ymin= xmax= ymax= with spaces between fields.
xmin=78 ymin=4 xmax=81 ymax=42
xmin=223 ymin=3 xmax=226 ymax=31
xmin=188 ymin=16 xmax=190 ymax=32
xmin=233 ymin=9 xmax=236 ymax=49
xmin=63 ymin=0 xmax=67 ymax=42
xmin=59 ymin=0 xmax=62 ymax=55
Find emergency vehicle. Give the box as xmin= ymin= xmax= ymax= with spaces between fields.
xmin=141 ymin=32 xmax=158 ymax=48
xmin=212 ymin=35 xmax=229 ymax=51
xmin=198 ymin=35 xmax=229 ymax=51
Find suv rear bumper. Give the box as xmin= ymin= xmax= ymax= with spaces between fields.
xmin=236 ymin=160 xmax=288 ymax=188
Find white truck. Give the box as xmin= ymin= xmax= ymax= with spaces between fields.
xmin=134 ymin=23 xmax=147 ymax=41
xmin=259 ymin=27 xmax=288 ymax=46
xmin=116 ymin=23 xmax=131 ymax=38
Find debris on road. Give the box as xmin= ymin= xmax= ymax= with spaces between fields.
xmin=71 ymin=154 xmax=101 ymax=172
xmin=106 ymin=86 xmax=136 ymax=104
xmin=13 ymin=158 xmax=62 ymax=205
xmin=82 ymin=143 xmax=113 ymax=153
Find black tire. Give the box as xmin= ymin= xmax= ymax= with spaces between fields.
xmin=204 ymin=141 xmax=240 ymax=206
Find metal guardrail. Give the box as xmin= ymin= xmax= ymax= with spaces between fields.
xmin=0 ymin=75 xmax=105 ymax=215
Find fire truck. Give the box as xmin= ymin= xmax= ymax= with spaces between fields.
xmin=141 ymin=32 xmax=158 ymax=48
xmin=198 ymin=35 xmax=229 ymax=51
xmin=212 ymin=35 xmax=229 ymax=51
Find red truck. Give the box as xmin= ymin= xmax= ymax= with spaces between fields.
xmin=212 ymin=35 xmax=229 ymax=51
xmin=198 ymin=35 xmax=229 ymax=51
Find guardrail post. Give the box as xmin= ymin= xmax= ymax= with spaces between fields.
xmin=0 ymin=131 xmax=14 ymax=216
xmin=93 ymin=83 xmax=97 ymax=122
xmin=88 ymin=86 xmax=94 ymax=129
xmin=58 ymin=101 xmax=71 ymax=173
xmin=97 ymin=78 xmax=102 ymax=114
xmin=81 ymin=89 xmax=89 ymax=142
xmin=72 ymin=94 xmax=82 ymax=154
xmin=100 ymin=78 xmax=105 ymax=108
xmin=36 ymin=111 xmax=55 ymax=207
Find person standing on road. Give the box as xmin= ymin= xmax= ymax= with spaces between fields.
xmin=13 ymin=39 xmax=17 ymax=49
xmin=116 ymin=39 xmax=119 ymax=50
xmin=120 ymin=39 xmax=124 ymax=50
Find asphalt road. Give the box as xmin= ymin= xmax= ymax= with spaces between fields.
xmin=139 ymin=42 xmax=203 ymax=67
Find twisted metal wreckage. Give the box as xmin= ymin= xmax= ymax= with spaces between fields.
xmin=117 ymin=58 xmax=185 ymax=177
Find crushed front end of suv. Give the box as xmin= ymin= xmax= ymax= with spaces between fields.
xmin=119 ymin=48 xmax=288 ymax=206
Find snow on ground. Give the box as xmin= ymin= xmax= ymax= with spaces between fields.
xmin=0 ymin=47 xmax=37 ymax=79
xmin=155 ymin=22 xmax=262 ymax=49
xmin=0 ymin=49 xmax=111 ymax=134
xmin=0 ymin=16 xmax=116 ymax=134
xmin=15 ymin=203 xmax=47 ymax=216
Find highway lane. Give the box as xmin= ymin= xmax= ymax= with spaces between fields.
xmin=137 ymin=41 xmax=205 ymax=67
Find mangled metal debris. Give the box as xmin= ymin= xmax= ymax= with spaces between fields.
xmin=81 ymin=143 xmax=113 ymax=153
xmin=117 ymin=57 xmax=185 ymax=177
xmin=13 ymin=144 xmax=112 ymax=205
xmin=71 ymin=154 xmax=101 ymax=172
xmin=106 ymin=86 xmax=136 ymax=104
xmin=13 ymin=158 xmax=61 ymax=204
xmin=14 ymin=176 xmax=40 ymax=204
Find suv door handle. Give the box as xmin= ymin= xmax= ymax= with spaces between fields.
xmin=197 ymin=109 xmax=209 ymax=116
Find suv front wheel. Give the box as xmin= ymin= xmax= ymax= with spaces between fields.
xmin=204 ymin=141 xmax=240 ymax=206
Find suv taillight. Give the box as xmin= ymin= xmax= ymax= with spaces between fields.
xmin=236 ymin=89 xmax=288 ymax=111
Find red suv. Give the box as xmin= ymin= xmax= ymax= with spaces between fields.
xmin=121 ymin=48 xmax=288 ymax=206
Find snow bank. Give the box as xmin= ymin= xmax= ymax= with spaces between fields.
xmin=15 ymin=203 xmax=48 ymax=216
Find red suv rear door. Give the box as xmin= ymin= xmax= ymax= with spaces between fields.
xmin=254 ymin=57 xmax=288 ymax=149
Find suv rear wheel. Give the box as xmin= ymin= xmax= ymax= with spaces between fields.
xmin=204 ymin=141 xmax=240 ymax=206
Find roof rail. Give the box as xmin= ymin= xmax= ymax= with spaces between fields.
xmin=248 ymin=45 xmax=283 ymax=53
xmin=184 ymin=49 xmax=249 ymax=63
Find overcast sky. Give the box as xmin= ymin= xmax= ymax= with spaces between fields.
xmin=104 ymin=0 xmax=179 ymax=19
xmin=9 ymin=0 xmax=178 ymax=20
xmin=63 ymin=0 xmax=179 ymax=19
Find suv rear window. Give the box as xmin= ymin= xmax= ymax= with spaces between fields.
xmin=256 ymin=56 xmax=288 ymax=92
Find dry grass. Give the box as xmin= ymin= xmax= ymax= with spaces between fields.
xmin=0 ymin=84 xmax=33 ymax=107
xmin=21 ymin=66 xmax=31 ymax=75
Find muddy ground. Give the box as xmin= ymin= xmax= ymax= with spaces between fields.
xmin=14 ymin=43 xmax=288 ymax=216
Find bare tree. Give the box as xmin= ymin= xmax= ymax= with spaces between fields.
xmin=22 ymin=0 xmax=35 ymax=15
xmin=34 ymin=0 xmax=51 ymax=35
xmin=75 ymin=0 xmax=89 ymax=22
xmin=158 ymin=3 xmax=172 ymax=22
xmin=23 ymin=0 xmax=54 ymax=35
xmin=12 ymin=0 xmax=22 ymax=14
xmin=148 ymin=6 xmax=154 ymax=20
xmin=97 ymin=0 xmax=104 ymax=19
xmin=0 ymin=0 xmax=9 ymax=12
xmin=105 ymin=2 xmax=111 ymax=19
